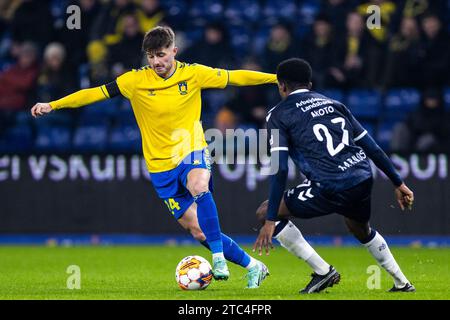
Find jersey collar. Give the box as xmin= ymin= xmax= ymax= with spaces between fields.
xmin=289 ymin=88 xmax=309 ymax=95
xmin=156 ymin=61 xmax=178 ymax=81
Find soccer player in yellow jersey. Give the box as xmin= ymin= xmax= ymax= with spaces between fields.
xmin=31 ymin=26 xmax=276 ymax=288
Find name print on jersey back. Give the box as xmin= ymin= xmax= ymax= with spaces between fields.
xmin=267 ymin=90 xmax=373 ymax=193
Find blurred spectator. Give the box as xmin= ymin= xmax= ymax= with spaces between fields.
xmin=301 ymin=14 xmax=334 ymax=90
xmin=136 ymin=0 xmax=165 ymax=34
xmin=383 ymin=16 xmax=421 ymax=88
xmin=9 ymin=0 xmax=54 ymax=49
xmin=329 ymin=12 xmax=368 ymax=89
xmin=108 ymin=13 xmax=144 ymax=77
xmin=0 ymin=0 xmax=449 ymax=153
xmin=357 ymin=0 xmax=397 ymax=44
xmin=0 ymin=42 xmax=39 ymax=111
xmin=180 ymin=22 xmax=234 ymax=129
xmin=391 ymin=88 xmax=449 ymax=152
xmin=357 ymin=0 xmax=397 ymax=87
xmin=181 ymin=22 xmax=235 ymax=69
xmin=214 ymin=108 xmax=237 ymax=134
xmin=320 ymin=0 xmax=357 ymax=37
xmin=262 ymin=23 xmax=298 ymax=73
xmin=86 ymin=40 xmax=109 ymax=86
xmin=0 ymin=0 xmax=21 ymax=32
xmin=400 ymin=0 xmax=447 ymax=20
xmin=90 ymin=0 xmax=137 ymax=43
xmin=57 ymin=0 xmax=101 ymax=71
xmin=417 ymin=13 xmax=450 ymax=88
xmin=88 ymin=0 xmax=140 ymax=85
xmin=223 ymin=59 xmax=270 ymax=129
xmin=37 ymin=43 xmax=77 ymax=102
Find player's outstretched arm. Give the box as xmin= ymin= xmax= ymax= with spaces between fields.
xmin=356 ymin=133 xmax=414 ymax=210
xmin=228 ymin=70 xmax=277 ymax=86
xmin=31 ymin=86 xmax=110 ymax=118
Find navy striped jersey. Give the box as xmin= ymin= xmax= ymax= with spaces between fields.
xmin=267 ymin=89 xmax=373 ymax=192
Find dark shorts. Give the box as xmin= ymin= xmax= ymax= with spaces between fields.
xmin=283 ymin=178 xmax=373 ymax=223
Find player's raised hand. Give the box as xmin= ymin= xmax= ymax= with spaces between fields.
xmin=395 ymin=183 xmax=414 ymax=211
xmin=253 ymin=220 xmax=275 ymax=256
xmin=31 ymin=103 xmax=53 ymax=118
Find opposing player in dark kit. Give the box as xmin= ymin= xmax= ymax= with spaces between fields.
xmin=253 ymin=58 xmax=415 ymax=294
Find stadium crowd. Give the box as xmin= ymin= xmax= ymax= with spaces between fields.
xmin=0 ymin=0 xmax=449 ymax=153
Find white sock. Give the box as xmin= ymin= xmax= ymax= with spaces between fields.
xmin=364 ymin=231 xmax=409 ymax=288
xmin=245 ymin=257 xmax=258 ymax=270
xmin=212 ymin=253 xmax=225 ymax=260
xmin=274 ymin=220 xmax=330 ymax=275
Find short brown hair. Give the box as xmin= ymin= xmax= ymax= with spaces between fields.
xmin=142 ymin=26 xmax=175 ymax=53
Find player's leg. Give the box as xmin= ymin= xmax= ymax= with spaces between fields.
xmin=185 ymin=167 xmax=229 ymax=280
xmin=344 ymin=217 xmax=415 ymax=292
xmin=178 ymin=202 xmax=269 ymax=288
xmin=149 ymin=150 xmax=228 ymax=279
xmin=256 ymin=193 xmax=340 ymax=294
xmin=256 ymin=199 xmax=332 ymax=276
xmin=339 ymin=178 xmax=414 ymax=292
xmin=179 ymin=202 xmax=254 ymax=268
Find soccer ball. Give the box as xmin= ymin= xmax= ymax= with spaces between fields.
xmin=175 ymin=255 xmax=213 ymax=290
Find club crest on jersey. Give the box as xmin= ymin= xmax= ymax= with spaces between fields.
xmin=178 ymin=81 xmax=188 ymax=95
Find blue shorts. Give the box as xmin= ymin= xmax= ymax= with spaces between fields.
xmin=149 ymin=149 xmax=213 ymax=220
xmin=283 ymin=178 xmax=373 ymax=223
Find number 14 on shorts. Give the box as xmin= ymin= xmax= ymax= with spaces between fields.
xmin=165 ymin=198 xmax=181 ymax=215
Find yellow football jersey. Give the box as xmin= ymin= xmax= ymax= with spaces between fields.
xmin=116 ymin=61 xmax=228 ymax=173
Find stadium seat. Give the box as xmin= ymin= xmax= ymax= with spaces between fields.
xmin=444 ymin=87 xmax=450 ymax=110
xmin=228 ymin=25 xmax=251 ymax=56
xmin=79 ymin=98 xmax=121 ymax=118
xmin=0 ymin=125 xmax=33 ymax=152
xmin=294 ymin=22 xmax=313 ymax=40
xmin=346 ymin=89 xmax=382 ymax=120
xmin=188 ymin=0 xmax=224 ymax=24
xmin=50 ymin=0 xmax=70 ymax=19
xmin=13 ymin=111 xmax=33 ymax=126
xmin=384 ymin=88 xmax=421 ymax=120
xmin=0 ymin=58 xmax=13 ymax=72
xmin=224 ymin=0 xmax=261 ymax=24
xmin=319 ymin=89 xmax=344 ymax=102
xmin=160 ymin=0 xmax=188 ymax=28
xmin=182 ymin=27 xmax=204 ymax=47
xmin=32 ymin=110 xmax=74 ymax=128
xmin=35 ymin=126 xmax=71 ymax=152
xmin=0 ymin=28 xmax=12 ymax=58
xmin=108 ymin=125 xmax=141 ymax=153
xmin=77 ymin=99 xmax=120 ymax=127
xmin=262 ymin=0 xmax=298 ymax=24
xmin=112 ymin=108 xmax=136 ymax=127
xmin=72 ymin=124 xmax=108 ymax=152
xmin=203 ymin=90 xmax=228 ymax=116
xmin=78 ymin=63 xmax=90 ymax=89
xmin=376 ymin=120 xmax=401 ymax=151
xmin=252 ymin=25 xmax=272 ymax=55
xmin=298 ymin=0 xmax=321 ymax=26
xmin=77 ymin=113 xmax=110 ymax=127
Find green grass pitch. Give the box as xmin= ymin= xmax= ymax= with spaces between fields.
xmin=0 ymin=245 xmax=448 ymax=300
